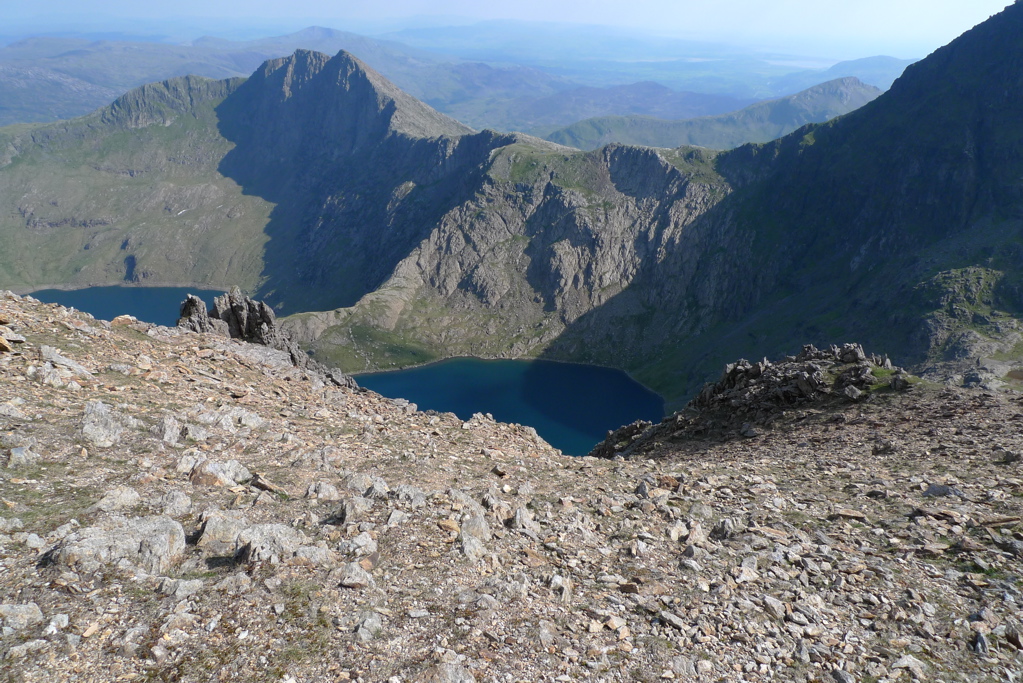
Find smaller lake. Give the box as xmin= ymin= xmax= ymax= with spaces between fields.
xmin=27 ymin=286 xmax=224 ymax=327
xmin=357 ymin=357 xmax=664 ymax=456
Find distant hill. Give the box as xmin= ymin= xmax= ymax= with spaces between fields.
xmin=456 ymin=81 xmax=755 ymax=136
xmin=381 ymin=20 xmax=915 ymax=98
xmin=771 ymin=56 xmax=918 ymax=93
xmin=0 ymin=64 xmax=120 ymax=123
xmin=545 ymin=77 xmax=881 ymax=150
xmin=0 ymin=27 xmax=750 ymax=133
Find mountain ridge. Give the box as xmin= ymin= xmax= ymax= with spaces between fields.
xmin=540 ymin=0 xmax=1023 ymax=398
xmin=2 ymin=4 xmax=1023 ymax=406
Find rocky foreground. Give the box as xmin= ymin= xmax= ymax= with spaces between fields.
xmin=1 ymin=290 xmax=1022 ymax=682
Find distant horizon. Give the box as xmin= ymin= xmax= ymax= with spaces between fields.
xmin=0 ymin=22 xmax=913 ymax=73
xmin=2 ymin=1 xmax=1014 ymax=61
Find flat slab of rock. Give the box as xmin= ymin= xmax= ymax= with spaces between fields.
xmin=80 ymin=400 xmax=138 ymax=448
xmin=89 ymin=486 xmax=141 ymax=513
xmin=189 ymin=459 xmax=251 ymax=487
xmin=235 ymin=524 xmax=309 ymax=564
xmin=0 ymin=603 xmax=43 ymax=631
xmin=52 ymin=515 xmax=185 ymax=574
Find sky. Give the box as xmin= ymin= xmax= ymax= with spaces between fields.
xmin=1 ymin=0 xmax=1014 ymax=59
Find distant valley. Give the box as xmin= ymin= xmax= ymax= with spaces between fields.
xmin=1 ymin=6 xmax=1021 ymax=408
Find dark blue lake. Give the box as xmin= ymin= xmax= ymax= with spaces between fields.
xmin=357 ymin=357 xmax=664 ymax=456
xmin=27 ymin=286 xmax=224 ymax=327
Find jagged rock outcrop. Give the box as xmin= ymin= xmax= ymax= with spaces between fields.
xmin=178 ymin=288 xmax=356 ymax=388
xmin=688 ymin=343 xmax=909 ymax=418
xmin=176 ymin=294 xmax=228 ymax=336
xmin=212 ymin=287 xmax=286 ymax=347
xmin=178 ymin=288 xmax=285 ymax=347
xmin=590 ymin=343 xmax=915 ymax=457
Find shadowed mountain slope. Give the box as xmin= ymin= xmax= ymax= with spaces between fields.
xmin=291 ymin=4 xmax=1023 ymax=403
xmin=0 ymin=50 xmax=533 ymax=313
xmin=538 ymin=2 xmax=1023 ymax=400
xmin=213 ymin=50 xmax=519 ymax=311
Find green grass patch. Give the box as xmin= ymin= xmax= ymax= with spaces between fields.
xmin=313 ymin=322 xmax=440 ymax=372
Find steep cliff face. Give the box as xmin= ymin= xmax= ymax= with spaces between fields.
xmin=286 ymin=144 xmax=732 ymax=372
xmin=101 ymin=75 xmax=245 ymax=129
xmin=0 ymin=51 xmax=517 ymax=312
xmin=210 ymin=49 xmax=520 ymax=312
xmin=541 ymin=2 xmax=1023 ymax=399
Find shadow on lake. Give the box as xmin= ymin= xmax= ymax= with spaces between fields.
xmin=357 ymin=357 xmax=663 ymax=456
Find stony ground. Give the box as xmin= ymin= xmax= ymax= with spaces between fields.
xmin=1 ymin=290 xmax=1021 ymax=682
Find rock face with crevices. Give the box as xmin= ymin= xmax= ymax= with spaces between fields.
xmin=178 ymin=287 xmax=356 ymax=388
xmin=176 ymin=294 xmax=228 ymax=336
xmin=211 ymin=287 xmax=286 ymax=348
xmin=178 ymin=287 xmax=288 ymax=348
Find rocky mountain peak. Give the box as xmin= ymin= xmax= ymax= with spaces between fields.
xmin=99 ymin=74 xmax=244 ymax=129
xmin=796 ymin=76 xmax=879 ymax=100
xmin=234 ymin=48 xmax=473 ymax=144
xmin=250 ymin=48 xmax=332 ymax=101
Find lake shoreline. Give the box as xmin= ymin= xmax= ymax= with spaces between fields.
xmin=13 ymin=281 xmax=236 ymax=297
xmin=25 ymin=285 xmax=228 ymax=328
xmin=19 ymin=284 xmax=667 ymax=406
xmin=19 ymin=285 xmax=666 ymax=455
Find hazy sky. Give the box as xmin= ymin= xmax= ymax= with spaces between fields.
xmin=4 ymin=0 xmax=1014 ymax=58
